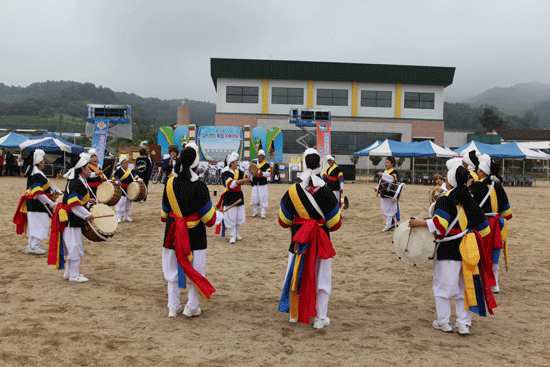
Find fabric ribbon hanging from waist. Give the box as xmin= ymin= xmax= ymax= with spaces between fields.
xmin=13 ymin=195 xmax=28 ymax=236
xmin=164 ymin=212 xmax=215 ymax=300
xmin=279 ymin=217 xmax=335 ymax=324
xmin=48 ymin=203 xmax=71 ymax=270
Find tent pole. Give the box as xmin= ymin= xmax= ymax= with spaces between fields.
xmin=413 ymin=157 xmax=415 ymax=184
xmin=523 ymin=160 xmax=525 ymax=175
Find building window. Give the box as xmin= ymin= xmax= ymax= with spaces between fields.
xmin=316 ymin=89 xmax=348 ymax=106
xmin=272 ymin=87 xmax=304 ymax=105
xmin=360 ymin=91 xmax=392 ymax=108
xmin=226 ymin=86 xmax=259 ymax=103
xmin=282 ymin=130 xmax=402 ymax=155
xmin=404 ymin=92 xmax=435 ymax=109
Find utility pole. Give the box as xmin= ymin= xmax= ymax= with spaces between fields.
xmin=59 ymin=105 xmax=63 ymax=137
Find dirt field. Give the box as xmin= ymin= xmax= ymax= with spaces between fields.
xmin=1 ymin=176 xmax=549 ymax=366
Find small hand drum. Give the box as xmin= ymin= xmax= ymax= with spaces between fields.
xmin=249 ymin=163 xmax=259 ymax=176
xmin=341 ymin=196 xmax=349 ymax=210
xmin=392 ymin=219 xmax=436 ymax=266
xmin=429 ymin=186 xmax=443 ymax=204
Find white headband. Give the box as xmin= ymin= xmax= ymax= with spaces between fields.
xmin=257 ymin=149 xmax=265 ymax=157
xmin=326 ymin=155 xmax=335 ymax=162
xmin=186 ymin=143 xmax=200 ymax=182
xmin=446 ymin=158 xmax=463 ymax=188
xmin=33 ymin=149 xmax=45 ymax=165
xmin=478 ymin=154 xmax=491 ymax=175
xmin=118 ymin=155 xmax=128 ymax=166
xmin=300 ymin=148 xmax=325 ymax=188
xmin=227 ymin=152 xmax=239 ymax=165
xmin=64 ymin=153 xmax=91 ymax=179
xmin=88 ymin=148 xmax=98 ymax=157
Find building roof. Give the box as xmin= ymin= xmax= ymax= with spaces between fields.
xmin=210 ymin=58 xmax=455 ymax=90
xmin=493 ymin=129 xmax=550 ymax=141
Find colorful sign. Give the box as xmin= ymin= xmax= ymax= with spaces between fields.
xmin=174 ymin=126 xmax=189 ymax=149
xmin=250 ymin=127 xmax=266 ymax=160
xmin=266 ymin=127 xmax=283 ymax=163
xmin=157 ymin=125 xmax=175 ymax=157
xmin=197 ymin=126 xmax=243 ymax=162
xmin=91 ymin=118 xmax=110 ymax=168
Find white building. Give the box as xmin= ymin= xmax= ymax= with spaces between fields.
xmin=211 ymin=58 xmax=455 ymax=169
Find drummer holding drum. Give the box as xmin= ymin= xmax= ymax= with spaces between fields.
xmin=87 ymin=149 xmax=107 ymax=197
xmin=409 ymin=161 xmax=495 ymax=335
xmin=48 ymin=153 xmax=95 ymax=282
xmin=112 ymin=155 xmax=142 ymax=223
xmin=375 ymin=156 xmax=401 ymax=232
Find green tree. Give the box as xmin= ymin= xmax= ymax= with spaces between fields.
xmin=349 ymin=155 xmax=359 ymax=165
xmin=479 ymin=108 xmax=507 ymax=132
xmin=369 ymin=156 xmax=383 ymax=166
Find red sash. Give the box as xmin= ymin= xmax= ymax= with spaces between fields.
xmin=13 ymin=195 xmax=28 ymax=235
xmin=164 ymin=212 xmax=215 ymax=300
xmin=47 ymin=203 xmax=72 ymax=268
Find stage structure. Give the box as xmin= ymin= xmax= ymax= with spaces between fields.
xmin=86 ymin=104 xmax=132 ymax=168
xmin=156 ymin=124 xmax=283 ymax=164
xmin=289 ymin=108 xmax=332 ymax=158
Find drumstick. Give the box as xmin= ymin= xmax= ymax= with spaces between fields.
xmin=91 ymin=214 xmax=115 ymax=219
xmin=221 ymin=199 xmax=243 ymax=213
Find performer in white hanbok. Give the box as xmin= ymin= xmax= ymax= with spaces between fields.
xmin=322 ymin=155 xmax=344 ymax=204
xmin=250 ymin=150 xmax=271 ymax=218
xmin=112 ymin=155 xmax=142 ymax=222
xmin=48 ymin=153 xmax=95 ymax=282
xmin=375 ymin=156 xmax=400 ymax=231
xmin=13 ymin=149 xmax=60 ymax=255
xmin=218 ymin=152 xmax=250 ymax=244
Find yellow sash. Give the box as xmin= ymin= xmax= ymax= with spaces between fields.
xmin=328 ymin=164 xmax=339 ymax=176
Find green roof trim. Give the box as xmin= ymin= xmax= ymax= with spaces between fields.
xmin=211 ymin=58 xmax=455 ymax=89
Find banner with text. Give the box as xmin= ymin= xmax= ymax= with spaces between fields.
xmin=90 ymin=118 xmax=110 ymax=168
xmin=197 ymin=126 xmax=243 ymax=162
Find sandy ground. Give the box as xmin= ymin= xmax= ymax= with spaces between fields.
xmin=1 ymin=175 xmax=550 ymax=367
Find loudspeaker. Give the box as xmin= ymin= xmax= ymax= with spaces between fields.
xmin=315 ymin=111 xmax=330 ymax=121
xmin=43 ymin=164 xmax=54 ymax=177
xmin=300 ymin=110 xmax=314 ymax=120
xmin=338 ymin=164 xmax=356 ymax=181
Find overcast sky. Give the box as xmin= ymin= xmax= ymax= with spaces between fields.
xmin=1 ymin=0 xmax=549 ymax=104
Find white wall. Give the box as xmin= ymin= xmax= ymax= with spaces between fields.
xmin=266 ymin=79 xmax=308 ymax=115
xmin=216 ymin=78 xmax=263 ymax=114
xmin=443 ymin=131 xmax=471 ymax=150
xmin=216 ymin=78 xmax=446 ymax=121
xmin=399 ymin=84 xmax=444 ymax=120
xmin=356 ymin=82 xmax=396 ymax=118
xmin=310 ymin=81 xmax=353 ymax=117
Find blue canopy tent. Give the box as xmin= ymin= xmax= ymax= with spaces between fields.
xmin=354 ymin=139 xmax=455 ymax=178
xmin=455 ymin=141 xmax=549 ymax=177
xmin=0 ymin=132 xmax=29 ymax=149
xmin=19 ymin=133 xmax=85 ymax=173
xmin=19 ymin=133 xmax=84 ymax=155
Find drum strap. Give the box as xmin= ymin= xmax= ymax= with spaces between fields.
xmin=436 ymin=206 xmax=465 ymax=243
xmin=479 ymin=181 xmax=495 ymax=208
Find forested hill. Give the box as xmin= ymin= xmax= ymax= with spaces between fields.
xmin=0 ymin=81 xmax=216 ymax=133
xmin=0 ymin=80 xmax=548 ymax=134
